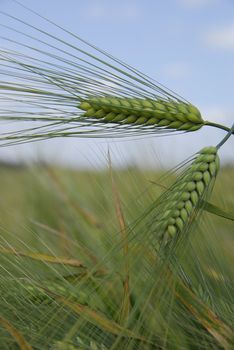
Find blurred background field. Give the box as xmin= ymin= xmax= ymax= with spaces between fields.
xmin=0 ymin=162 xmax=233 ymax=277
xmin=0 ymin=161 xmax=233 ymax=349
xmin=0 ymin=162 xmax=233 ymax=239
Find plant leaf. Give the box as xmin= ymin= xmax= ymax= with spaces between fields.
xmin=108 ymin=150 xmax=131 ymax=325
xmin=0 ymin=315 xmax=33 ymax=350
xmin=175 ymin=279 xmax=233 ymax=350
xmin=201 ymin=200 xmax=234 ymax=221
xmin=57 ymin=297 xmax=153 ymax=345
xmin=0 ymin=247 xmax=86 ymax=268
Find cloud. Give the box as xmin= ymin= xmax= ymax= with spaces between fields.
xmin=178 ymin=0 xmax=216 ymax=9
xmin=204 ymin=24 xmax=234 ymax=50
xmin=83 ymin=2 xmax=141 ymax=22
xmin=161 ymin=62 xmax=189 ymax=80
xmin=200 ymin=105 xmax=232 ymax=124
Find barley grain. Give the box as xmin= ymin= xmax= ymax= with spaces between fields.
xmin=155 ymin=146 xmax=219 ymax=250
xmin=79 ymin=97 xmax=204 ymax=132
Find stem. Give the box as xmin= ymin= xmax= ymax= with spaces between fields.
xmin=205 ymin=121 xmax=234 ymax=134
xmin=216 ymin=122 xmax=234 ymax=149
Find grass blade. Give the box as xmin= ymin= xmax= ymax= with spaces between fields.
xmin=0 ymin=315 xmax=33 ymax=350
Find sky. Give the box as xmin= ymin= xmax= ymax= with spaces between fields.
xmin=0 ymin=0 xmax=233 ymax=169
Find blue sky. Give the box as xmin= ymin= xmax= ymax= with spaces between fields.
xmin=0 ymin=0 xmax=233 ymax=168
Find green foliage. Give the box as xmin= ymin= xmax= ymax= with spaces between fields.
xmin=0 ymin=165 xmax=233 ymax=349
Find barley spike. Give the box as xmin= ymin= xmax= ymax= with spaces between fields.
xmin=79 ymin=97 xmax=204 ymax=132
xmin=154 ymin=146 xmax=219 ymax=250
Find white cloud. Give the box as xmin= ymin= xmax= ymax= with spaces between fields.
xmin=161 ymin=62 xmax=189 ymax=80
xmin=200 ymin=105 xmax=232 ymax=124
xmin=83 ymin=2 xmax=141 ymax=22
xmin=204 ymin=24 xmax=234 ymax=50
xmin=178 ymin=0 xmax=216 ymax=9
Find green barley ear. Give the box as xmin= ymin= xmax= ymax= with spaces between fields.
xmin=79 ymin=97 xmax=204 ymax=132
xmin=145 ymin=146 xmax=220 ymax=252
xmin=0 ymin=9 xmax=232 ymax=145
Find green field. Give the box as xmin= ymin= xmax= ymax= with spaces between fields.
xmin=0 ymin=164 xmax=233 ymax=349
